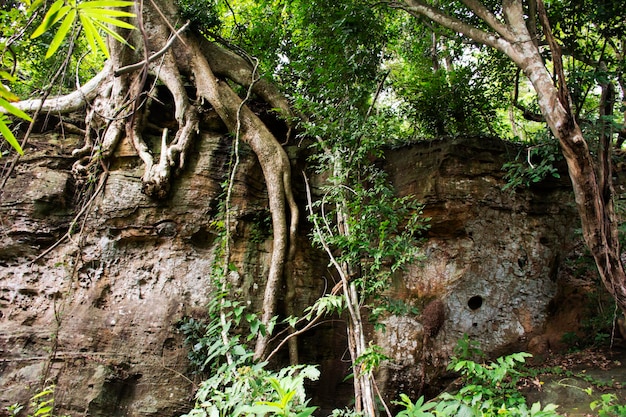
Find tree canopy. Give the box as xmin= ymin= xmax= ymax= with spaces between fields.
xmin=1 ymin=0 xmax=625 ymax=414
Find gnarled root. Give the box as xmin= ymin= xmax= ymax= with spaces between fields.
xmin=187 ymin=37 xmax=298 ymax=360
xmin=133 ymin=52 xmax=200 ymax=198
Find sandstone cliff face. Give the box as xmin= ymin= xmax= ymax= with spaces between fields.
xmin=377 ymin=137 xmax=577 ymax=401
xmin=1 ymin=131 xmax=579 ymax=415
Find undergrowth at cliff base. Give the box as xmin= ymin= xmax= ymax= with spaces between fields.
xmin=179 ymin=323 xmax=626 ymax=417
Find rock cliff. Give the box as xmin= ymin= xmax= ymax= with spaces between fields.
xmin=1 ymin=128 xmax=582 ymax=415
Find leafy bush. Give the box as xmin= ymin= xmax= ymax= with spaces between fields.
xmin=179 ymin=289 xmax=318 ymax=417
xmin=590 ymin=393 xmax=626 ymax=417
xmin=183 ymin=361 xmax=319 ymax=417
xmin=394 ymin=337 xmax=562 ymax=417
xmin=6 ymin=385 xmax=70 ymax=417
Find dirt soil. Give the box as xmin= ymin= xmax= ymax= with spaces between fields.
xmin=522 ymin=346 xmax=626 ymax=416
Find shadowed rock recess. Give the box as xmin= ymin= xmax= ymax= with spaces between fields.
xmin=1 ymin=132 xmax=581 ymax=415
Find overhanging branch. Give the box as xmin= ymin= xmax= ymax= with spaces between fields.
xmin=0 ymin=62 xmax=112 ymax=115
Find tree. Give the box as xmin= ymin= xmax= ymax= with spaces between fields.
xmin=1 ymin=0 xmax=298 ymax=361
xmin=387 ymin=0 xmax=626 ymax=315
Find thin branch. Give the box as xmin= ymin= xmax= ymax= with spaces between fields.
xmin=460 ymin=0 xmax=513 ymax=42
xmin=536 ymin=0 xmax=570 ymax=110
xmin=389 ymin=0 xmax=503 ymax=50
xmin=265 ymin=315 xmax=329 ymax=362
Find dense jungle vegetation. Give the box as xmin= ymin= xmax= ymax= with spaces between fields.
xmin=1 ymin=0 xmax=625 ymax=415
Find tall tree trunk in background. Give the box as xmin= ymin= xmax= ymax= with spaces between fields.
xmin=391 ymin=0 xmax=626 ymax=314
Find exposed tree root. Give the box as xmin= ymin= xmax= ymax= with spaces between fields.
xmin=0 ymin=61 xmax=112 ymax=115
xmin=7 ymin=5 xmax=299 ymax=363
xmin=182 ymin=36 xmax=298 ymax=359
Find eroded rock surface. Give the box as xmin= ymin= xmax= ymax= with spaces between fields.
xmin=1 ymin=134 xmax=582 ymax=415
xmin=378 ymin=137 xmax=578 ymax=401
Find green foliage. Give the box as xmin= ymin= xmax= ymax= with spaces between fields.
xmin=302 ymin=293 xmax=345 ymax=321
xmin=31 ymin=0 xmax=135 ymax=59
xmin=176 ymin=0 xmax=219 ymax=32
xmin=310 ymin=174 xmax=428 ymax=297
xmin=6 ymin=385 xmax=70 ymax=417
xmin=178 ymin=288 xmax=269 ymax=374
xmin=236 ymin=0 xmax=390 ymax=120
xmin=394 ymin=394 xmax=436 ymax=417
xmin=394 ymin=337 xmax=561 ymax=417
xmin=182 ymin=351 xmax=319 ymax=417
xmin=390 ymin=63 xmax=501 ymax=139
xmin=370 ymin=296 xmax=420 ymax=327
xmin=328 ymin=408 xmax=363 ymax=417
xmin=0 ymin=0 xmax=132 ymax=154
xmin=0 ymin=71 xmax=30 ymax=156
xmin=503 ymin=136 xmax=562 ymax=190
xmin=355 ymin=344 xmax=390 ymax=374
xmin=451 ymin=333 xmax=484 ymax=362
xmin=179 ymin=290 xmax=319 ymax=417
xmin=248 ymin=210 xmax=272 ymax=245
xmin=590 ymin=393 xmax=626 ymax=417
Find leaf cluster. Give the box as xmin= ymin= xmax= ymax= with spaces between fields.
xmin=239 ymin=0 xmax=388 ymax=106
xmin=393 ymin=336 xmax=561 ymax=417
xmin=30 ymin=0 xmax=135 ymax=59
xmin=176 ymin=0 xmax=220 ymax=33
xmin=6 ymin=385 xmax=70 ymax=417
xmin=502 ymin=135 xmax=562 ymax=190
xmin=590 ymin=393 xmax=626 ymax=417
xmin=179 ymin=291 xmax=319 ymax=417
xmin=0 ymin=71 xmax=30 ymax=156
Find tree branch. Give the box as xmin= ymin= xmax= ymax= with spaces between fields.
xmin=389 ymin=0 xmax=504 ymax=50
xmin=460 ymin=0 xmax=513 ymax=42
xmin=0 ymin=62 xmax=112 ymax=115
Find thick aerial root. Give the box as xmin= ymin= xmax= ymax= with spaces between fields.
xmin=187 ymin=37 xmax=298 ymax=360
xmin=201 ymin=42 xmax=296 ymax=138
xmin=130 ymin=53 xmax=200 ymax=198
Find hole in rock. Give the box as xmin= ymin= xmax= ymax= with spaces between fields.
xmin=467 ymin=295 xmax=483 ymax=310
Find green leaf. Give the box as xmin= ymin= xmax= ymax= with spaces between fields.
xmin=33 ymin=405 xmax=53 ymax=416
xmin=77 ymin=0 xmax=135 ymax=8
xmin=0 ymin=97 xmax=32 ymax=121
xmin=31 ymin=0 xmax=69 ymax=39
xmin=27 ymin=0 xmax=46 ymax=14
xmin=0 ymin=117 xmax=24 ymax=156
xmin=31 ymin=386 xmax=55 ymax=400
xmin=92 ymin=18 xmax=133 ymax=48
xmin=295 ymin=406 xmax=317 ymax=417
xmin=45 ymin=7 xmax=77 ymax=58
xmin=79 ymin=12 xmax=106 ymax=57
xmin=0 ymin=71 xmax=17 ymax=83
xmin=81 ymin=14 xmax=134 ymax=29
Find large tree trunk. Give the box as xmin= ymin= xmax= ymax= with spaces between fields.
xmin=507 ymin=0 xmax=626 ymax=315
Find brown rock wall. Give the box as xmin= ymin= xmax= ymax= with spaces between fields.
xmin=1 ymin=134 xmax=583 ymax=415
